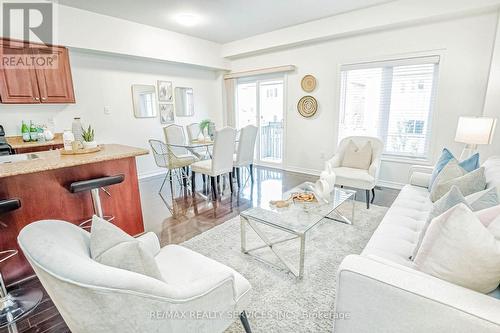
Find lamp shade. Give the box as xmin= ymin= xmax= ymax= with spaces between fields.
xmin=455 ymin=116 xmax=497 ymax=145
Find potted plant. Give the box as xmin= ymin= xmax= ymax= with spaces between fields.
xmin=199 ymin=119 xmax=211 ymax=140
xmin=81 ymin=125 xmax=97 ymax=149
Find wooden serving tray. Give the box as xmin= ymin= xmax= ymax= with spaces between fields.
xmin=60 ymin=146 xmax=101 ymax=155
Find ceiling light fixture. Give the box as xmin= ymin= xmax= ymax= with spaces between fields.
xmin=174 ymin=13 xmax=201 ymax=27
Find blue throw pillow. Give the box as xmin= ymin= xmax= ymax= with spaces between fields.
xmin=460 ymin=152 xmax=480 ymax=172
xmin=428 ymin=149 xmax=479 ymax=191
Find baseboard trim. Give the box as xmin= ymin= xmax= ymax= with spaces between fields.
xmin=138 ymin=166 xmax=406 ymax=190
xmin=282 ymin=165 xmax=321 ymax=176
xmin=138 ymin=170 xmax=165 ymax=180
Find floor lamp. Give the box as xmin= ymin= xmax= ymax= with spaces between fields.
xmin=455 ymin=116 xmax=497 ymax=160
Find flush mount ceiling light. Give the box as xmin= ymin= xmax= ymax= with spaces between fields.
xmin=174 ymin=13 xmax=201 ymax=27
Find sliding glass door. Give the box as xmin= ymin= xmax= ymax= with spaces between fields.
xmin=236 ymin=76 xmax=284 ymax=166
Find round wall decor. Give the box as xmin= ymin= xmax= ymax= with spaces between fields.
xmin=297 ymin=96 xmax=318 ymax=118
xmin=301 ymin=75 xmax=317 ymax=93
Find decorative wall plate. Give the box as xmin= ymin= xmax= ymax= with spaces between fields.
xmin=297 ymin=96 xmax=318 ymax=118
xmin=301 ymin=75 xmax=317 ymax=93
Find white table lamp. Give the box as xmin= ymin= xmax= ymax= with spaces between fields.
xmin=455 ymin=116 xmax=497 ymax=160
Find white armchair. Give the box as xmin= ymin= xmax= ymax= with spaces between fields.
xmin=327 ymin=136 xmax=384 ymax=208
xmin=18 ymin=220 xmax=252 ymax=333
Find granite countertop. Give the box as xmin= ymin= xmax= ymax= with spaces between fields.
xmin=6 ymin=133 xmax=64 ymax=149
xmin=0 ymin=144 xmax=149 ymax=178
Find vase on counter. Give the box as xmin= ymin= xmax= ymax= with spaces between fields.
xmin=43 ymin=128 xmax=54 ymax=141
xmin=72 ymin=117 xmax=83 ymax=143
xmin=63 ymin=130 xmax=75 ymax=151
xmin=83 ymin=141 xmax=98 ymax=149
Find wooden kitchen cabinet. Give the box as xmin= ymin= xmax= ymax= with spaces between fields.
xmin=0 ymin=38 xmax=75 ymax=104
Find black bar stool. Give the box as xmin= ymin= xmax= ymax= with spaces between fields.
xmin=0 ymin=199 xmax=42 ymax=332
xmin=69 ymin=174 xmax=125 ymax=228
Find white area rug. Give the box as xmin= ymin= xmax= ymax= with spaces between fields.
xmin=182 ymin=202 xmax=388 ymax=333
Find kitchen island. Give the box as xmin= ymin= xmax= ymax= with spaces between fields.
xmin=0 ymin=144 xmax=148 ymax=285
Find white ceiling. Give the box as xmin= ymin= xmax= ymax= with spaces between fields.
xmin=56 ymin=0 xmax=395 ymax=43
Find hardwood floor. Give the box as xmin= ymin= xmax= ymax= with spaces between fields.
xmin=0 ymin=166 xmax=399 ymax=333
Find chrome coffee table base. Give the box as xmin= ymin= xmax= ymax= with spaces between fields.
xmin=323 ymin=201 xmax=355 ymax=225
xmin=0 ymin=287 xmax=43 ymax=331
xmin=241 ymin=216 xmax=306 ymax=278
xmin=240 ymin=184 xmax=356 ymax=279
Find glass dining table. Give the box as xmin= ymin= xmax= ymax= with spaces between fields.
xmin=166 ymin=140 xmax=214 ymax=159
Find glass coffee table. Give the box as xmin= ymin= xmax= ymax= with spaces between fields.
xmin=240 ymin=182 xmax=356 ymax=279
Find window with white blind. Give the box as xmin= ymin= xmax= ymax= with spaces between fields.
xmin=338 ymin=56 xmax=439 ymax=159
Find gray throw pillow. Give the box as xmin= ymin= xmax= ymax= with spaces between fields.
xmin=90 ymin=216 xmax=163 ymax=281
xmin=466 ymin=187 xmax=499 ymax=211
xmin=411 ymin=186 xmax=471 ymax=260
xmin=430 ymin=167 xmax=486 ymax=202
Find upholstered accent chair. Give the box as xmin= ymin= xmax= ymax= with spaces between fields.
xmin=327 ymin=136 xmax=384 ymax=208
xmin=18 ymin=220 xmax=252 ymax=333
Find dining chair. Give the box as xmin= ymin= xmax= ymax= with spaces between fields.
xmin=233 ymin=125 xmax=258 ymax=188
xmin=186 ymin=123 xmax=200 ymax=143
xmin=164 ymin=125 xmax=189 ymax=157
xmin=191 ymin=127 xmax=236 ymax=200
xmin=149 ymin=139 xmax=196 ymax=211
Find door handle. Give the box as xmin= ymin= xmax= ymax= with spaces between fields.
xmin=41 ymin=97 xmax=47 ymax=101
xmin=34 ymin=97 xmax=39 ymax=101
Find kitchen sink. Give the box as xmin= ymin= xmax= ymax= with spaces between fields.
xmin=0 ymin=154 xmax=39 ymax=164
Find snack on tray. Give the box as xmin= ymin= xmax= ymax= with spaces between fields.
xmin=292 ymin=192 xmax=316 ymax=203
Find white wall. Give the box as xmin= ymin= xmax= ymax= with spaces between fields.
xmin=482 ymin=11 xmax=500 ymax=158
xmin=229 ymin=13 xmax=498 ymax=186
xmin=0 ymin=50 xmax=224 ymax=177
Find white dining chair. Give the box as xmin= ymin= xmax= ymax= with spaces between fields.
xmin=186 ymin=123 xmax=200 ymax=143
xmin=191 ymin=127 xmax=236 ymax=200
xmin=233 ymin=125 xmax=258 ymax=188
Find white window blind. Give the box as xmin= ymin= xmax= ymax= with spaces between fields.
xmin=338 ymin=56 xmax=439 ymax=159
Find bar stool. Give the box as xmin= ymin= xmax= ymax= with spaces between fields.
xmin=69 ymin=174 xmax=124 ymax=228
xmin=0 ymin=199 xmax=42 ymax=332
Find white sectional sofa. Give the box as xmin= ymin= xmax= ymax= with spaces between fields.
xmin=334 ymin=156 xmax=500 ymax=333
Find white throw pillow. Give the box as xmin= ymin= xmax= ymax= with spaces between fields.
xmin=411 ymin=186 xmax=471 ymax=260
xmin=90 ymin=215 xmax=164 ymax=281
xmin=429 ymin=159 xmax=466 ymax=192
xmin=475 ymin=205 xmax=500 ymax=227
xmin=414 ymin=204 xmax=500 ymax=293
xmin=342 ymin=140 xmax=372 ymax=170
xmin=465 ymin=187 xmax=499 ymax=211
xmin=430 ymin=167 xmax=486 ymax=202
